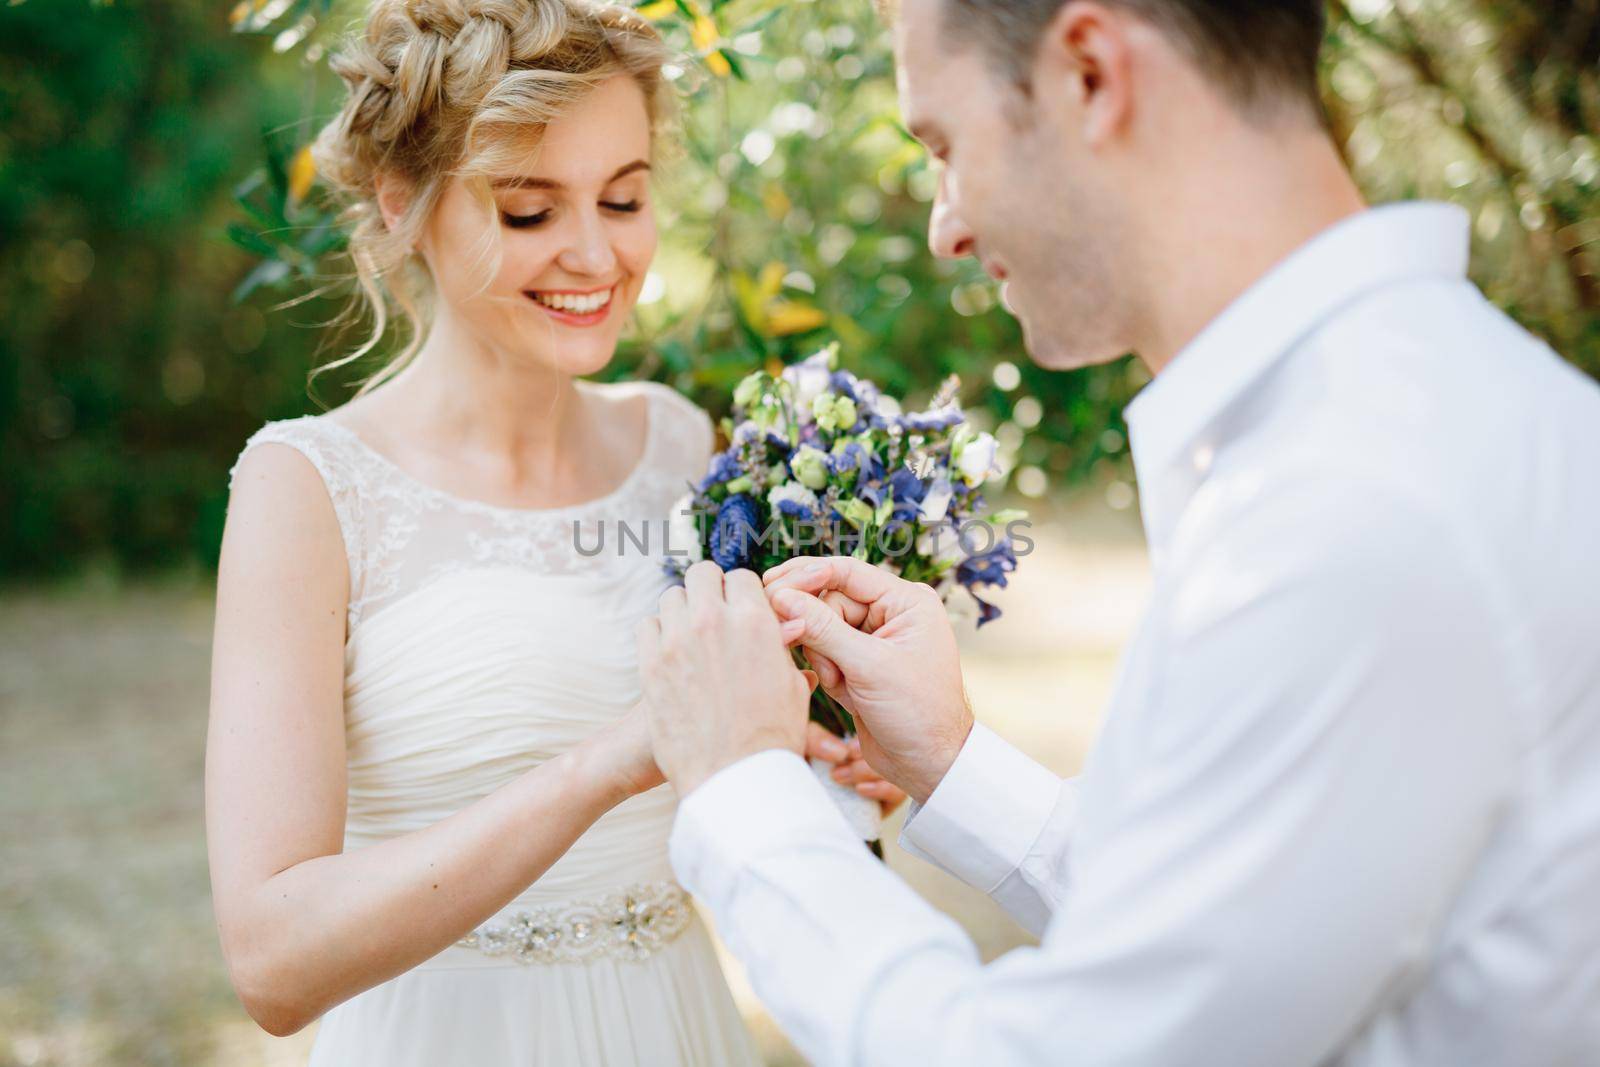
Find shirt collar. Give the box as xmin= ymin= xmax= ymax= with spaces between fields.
xmin=1123 ymin=201 xmax=1471 ymax=527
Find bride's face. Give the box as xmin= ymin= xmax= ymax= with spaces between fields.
xmin=422 ymin=74 xmax=658 ymax=376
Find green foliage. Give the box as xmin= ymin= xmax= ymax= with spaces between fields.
xmin=0 ymin=0 xmax=349 ymax=577
xmin=1323 ymin=1 xmax=1600 ymax=379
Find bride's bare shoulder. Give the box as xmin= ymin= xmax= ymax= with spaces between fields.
xmin=223 ymin=409 xmax=364 ymax=576
xmin=605 ymin=379 xmax=714 ymax=455
xmin=220 ymin=425 xmax=350 ymax=604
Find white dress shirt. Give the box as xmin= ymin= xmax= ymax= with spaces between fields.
xmin=669 ymin=203 xmax=1600 ymax=1066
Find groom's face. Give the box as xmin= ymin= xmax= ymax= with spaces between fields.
xmin=894 ymin=0 xmax=1133 ymax=370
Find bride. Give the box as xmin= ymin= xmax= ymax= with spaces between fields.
xmin=204 ymin=0 xmax=902 ymax=1063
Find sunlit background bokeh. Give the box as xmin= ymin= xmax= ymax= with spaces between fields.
xmin=1 ymin=0 xmax=1596 ymax=1063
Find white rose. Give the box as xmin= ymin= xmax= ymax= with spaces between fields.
xmin=956 ymin=432 xmax=999 ymax=486
xmin=782 ymin=353 xmax=833 ymax=422
xmin=789 ymin=445 xmax=831 ymax=490
xmin=918 ymin=477 xmax=953 ymax=523
xmin=767 ymin=482 xmax=821 ymax=515
xmin=667 ymin=492 xmax=702 ymax=563
xmin=916 ymin=522 xmax=965 ymax=566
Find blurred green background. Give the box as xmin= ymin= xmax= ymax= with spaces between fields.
xmin=2 ymin=0 xmax=1597 ymax=581
xmin=1 ymin=2 xmax=1597 ymax=1065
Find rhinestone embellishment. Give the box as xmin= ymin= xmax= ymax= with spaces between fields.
xmin=455 ymin=881 xmax=693 ymax=964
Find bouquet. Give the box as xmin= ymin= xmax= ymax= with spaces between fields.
xmin=662 ymin=344 xmax=1030 ymax=838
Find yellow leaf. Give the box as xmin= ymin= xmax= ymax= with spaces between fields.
xmin=757 ymin=260 xmax=786 ymax=302
xmin=287 ymin=144 xmax=317 ymax=203
xmin=730 ymin=271 xmax=769 ymax=333
xmin=690 ymin=13 xmax=731 ymax=76
xmin=766 ymin=302 xmax=828 ymax=337
xmin=635 ymin=0 xmax=674 ymax=18
xmin=228 ymin=0 xmax=250 ymax=24
xmin=690 ymin=13 xmax=718 ymax=50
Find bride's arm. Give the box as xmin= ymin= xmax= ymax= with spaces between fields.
xmin=205 ymin=443 xmax=657 ymax=1038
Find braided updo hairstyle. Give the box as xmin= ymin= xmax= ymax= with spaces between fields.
xmin=309 ymin=0 xmax=673 ymax=396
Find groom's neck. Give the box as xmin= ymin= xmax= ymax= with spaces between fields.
xmin=1130 ymin=121 xmax=1367 ymax=377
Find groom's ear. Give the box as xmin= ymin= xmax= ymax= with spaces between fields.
xmin=1034 ymin=1 xmax=1135 ymax=150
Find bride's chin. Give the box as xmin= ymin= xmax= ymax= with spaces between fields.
xmin=511 ymin=331 xmax=621 ymax=376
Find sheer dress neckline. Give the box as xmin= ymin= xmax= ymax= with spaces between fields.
xmin=229 ymin=378 xmax=713 ymax=636
xmin=315 ymin=380 xmax=658 ymax=519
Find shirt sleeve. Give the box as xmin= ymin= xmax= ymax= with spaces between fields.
xmin=896 ymin=722 xmax=1076 ymax=935
xmin=669 ymin=483 xmax=1517 ymax=1067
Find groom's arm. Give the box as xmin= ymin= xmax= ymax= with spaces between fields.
xmin=672 ymin=487 xmax=1515 ymax=1067
xmin=893 ymin=722 xmax=1078 ymax=936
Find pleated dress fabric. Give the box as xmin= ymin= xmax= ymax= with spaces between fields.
xmin=228 ymin=380 xmax=759 ymax=1067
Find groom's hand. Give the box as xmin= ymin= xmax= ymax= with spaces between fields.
xmin=636 ymin=561 xmax=812 ymax=796
xmin=763 ymin=557 xmax=973 ymax=805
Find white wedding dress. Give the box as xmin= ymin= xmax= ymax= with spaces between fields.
xmin=228 ymin=379 xmax=760 ymax=1066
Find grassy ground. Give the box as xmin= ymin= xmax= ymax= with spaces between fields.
xmin=0 ymin=496 xmax=1147 ymax=1067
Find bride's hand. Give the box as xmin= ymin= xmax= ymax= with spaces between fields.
xmin=802 ymin=722 xmax=909 ymax=817
xmin=578 ymin=701 xmax=666 ymax=802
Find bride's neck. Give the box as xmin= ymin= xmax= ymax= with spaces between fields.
xmin=384 ymin=315 xmax=588 ymax=467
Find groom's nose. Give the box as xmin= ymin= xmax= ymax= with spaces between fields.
xmin=928 ymin=171 xmax=975 ymax=260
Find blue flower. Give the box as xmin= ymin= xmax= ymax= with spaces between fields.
xmin=901 ymin=407 xmax=965 ymax=433
xmin=887 ymin=465 xmax=929 ymax=505
xmin=710 ymin=493 xmax=763 ymax=572
xmin=889 ymin=498 xmax=920 ymax=525
xmin=971 ymin=591 xmax=1003 ymax=628
xmin=829 ymin=370 xmax=860 ymax=401
xmin=697 ymin=450 xmax=744 ymax=493
xmin=955 ymin=539 xmax=1011 ymax=628
xmin=956 ymin=539 xmax=1018 ymax=590
xmin=852 ymin=377 xmax=882 ymax=410
xmin=831 ymin=441 xmax=885 ymax=483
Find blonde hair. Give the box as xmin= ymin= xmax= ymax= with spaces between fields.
xmin=308 ymin=0 xmax=673 ymax=399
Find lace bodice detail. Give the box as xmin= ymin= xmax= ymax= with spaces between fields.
xmin=227 ymin=380 xmax=712 ymax=639
xmin=225 ymin=380 xmax=714 ymax=883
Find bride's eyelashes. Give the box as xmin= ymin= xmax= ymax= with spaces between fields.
xmin=500 ymin=200 xmax=645 ymax=230
xmin=501 ymin=209 xmax=552 ymax=229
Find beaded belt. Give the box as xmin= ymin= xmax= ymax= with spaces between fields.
xmin=454 ymin=880 xmax=693 ymax=965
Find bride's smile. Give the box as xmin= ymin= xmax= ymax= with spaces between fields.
xmin=523 ymin=284 xmax=617 ymax=325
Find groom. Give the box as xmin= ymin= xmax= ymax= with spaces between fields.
xmin=636 ymin=1 xmax=1600 ymax=1063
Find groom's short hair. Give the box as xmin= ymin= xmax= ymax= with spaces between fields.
xmin=936 ymin=0 xmax=1326 ymax=120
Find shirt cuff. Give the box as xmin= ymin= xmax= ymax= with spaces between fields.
xmin=897 ymin=721 xmax=1061 ymax=894
xmin=669 ymin=748 xmax=859 ymax=906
